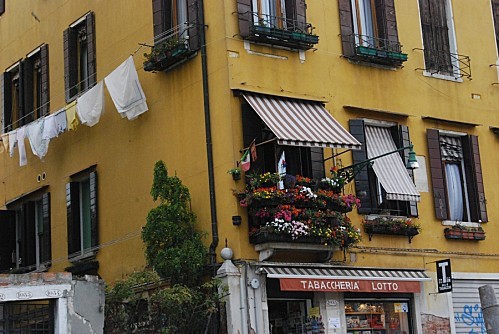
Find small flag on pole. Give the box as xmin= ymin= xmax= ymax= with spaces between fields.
xmin=240 ymin=149 xmax=251 ymax=172
xmin=249 ymin=139 xmax=257 ymax=162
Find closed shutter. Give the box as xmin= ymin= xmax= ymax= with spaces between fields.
xmin=22 ymin=202 xmax=37 ymax=267
xmin=89 ymin=172 xmax=98 ymax=248
xmin=426 ymin=129 xmax=448 ymax=220
xmin=381 ymin=0 xmax=399 ymax=46
xmin=462 ymin=135 xmax=488 ymax=223
xmin=0 ymin=210 xmax=16 ymax=271
xmin=40 ymin=193 xmax=51 ymax=264
xmin=187 ymin=0 xmax=201 ymax=50
xmin=2 ymin=72 xmax=13 ymax=132
xmin=86 ymin=13 xmax=97 ymax=88
xmin=295 ymin=0 xmax=307 ymax=32
xmin=493 ymin=0 xmax=499 ymax=54
xmin=63 ymin=28 xmax=78 ymax=101
xmin=338 ymin=0 xmax=355 ymax=57
xmin=398 ymin=125 xmax=418 ymax=217
xmin=23 ymin=58 xmax=34 ymax=124
xmin=40 ymin=44 xmax=50 ymax=117
xmin=452 ymin=279 xmax=499 ymax=334
xmin=66 ymin=182 xmax=81 ymax=255
xmin=349 ymin=119 xmax=373 ymax=214
xmin=310 ymin=147 xmax=325 ymax=180
xmin=237 ymin=0 xmax=252 ymax=38
xmin=152 ymin=0 xmax=165 ymax=43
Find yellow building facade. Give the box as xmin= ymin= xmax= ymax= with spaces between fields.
xmin=1 ymin=0 xmax=498 ymax=332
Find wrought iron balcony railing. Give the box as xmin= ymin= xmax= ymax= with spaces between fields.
xmin=415 ymin=48 xmax=471 ymax=80
xmin=342 ymin=33 xmax=408 ymax=65
xmin=245 ymin=12 xmax=319 ymax=50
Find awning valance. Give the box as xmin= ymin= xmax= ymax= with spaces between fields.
xmin=242 ymin=93 xmax=361 ymax=150
xmin=365 ymin=126 xmax=421 ymax=202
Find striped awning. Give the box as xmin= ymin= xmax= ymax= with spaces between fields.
xmin=365 ymin=126 xmax=420 ymax=202
xmin=242 ymin=93 xmax=361 ymax=149
xmin=260 ymin=265 xmax=430 ymax=281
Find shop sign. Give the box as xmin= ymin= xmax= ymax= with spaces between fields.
xmin=280 ymin=278 xmax=421 ymax=293
xmin=436 ymin=259 xmax=452 ymax=293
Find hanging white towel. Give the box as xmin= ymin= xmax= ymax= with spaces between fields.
xmin=27 ymin=119 xmax=50 ymax=159
xmin=55 ymin=109 xmax=68 ymax=134
xmin=16 ymin=127 xmax=27 ymax=166
xmin=8 ymin=130 xmax=17 ymax=158
xmin=104 ymin=56 xmax=148 ymax=120
xmin=42 ymin=113 xmax=58 ymax=140
xmin=77 ymin=81 xmax=105 ymax=126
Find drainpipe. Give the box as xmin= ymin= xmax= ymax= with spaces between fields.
xmin=198 ymin=0 xmax=218 ymax=270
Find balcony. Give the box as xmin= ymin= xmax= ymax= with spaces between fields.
xmin=143 ymin=23 xmax=199 ymax=72
xmin=342 ymin=34 xmax=408 ymax=66
xmin=415 ymin=48 xmax=472 ymax=80
xmin=244 ymin=13 xmax=319 ymax=50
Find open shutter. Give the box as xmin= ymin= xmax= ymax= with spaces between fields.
xmin=18 ymin=61 xmax=26 ymax=127
xmin=187 ymin=0 xmax=202 ymax=50
xmin=63 ymin=28 xmax=78 ymax=101
xmin=380 ymin=0 xmax=399 ymax=46
xmin=21 ymin=202 xmax=36 ymax=267
xmin=310 ymin=147 xmax=325 ymax=180
xmin=152 ymin=0 xmax=165 ymax=43
xmin=237 ymin=0 xmax=252 ymax=38
xmin=462 ymin=135 xmax=488 ymax=223
xmin=40 ymin=44 xmax=50 ymax=117
xmin=40 ymin=193 xmax=51 ymax=264
xmin=66 ymin=182 xmax=81 ymax=256
xmin=338 ymin=0 xmax=355 ymax=57
xmin=349 ymin=119 xmax=373 ymax=214
xmin=395 ymin=125 xmax=418 ymax=217
xmin=2 ymin=72 xmax=13 ymax=132
xmin=0 ymin=0 xmax=4 ymax=15
xmin=427 ymin=129 xmax=448 ymax=220
xmin=295 ymin=0 xmax=307 ymax=32
xmin=0 ymin=210 xmax=16 ymax=271
xmin=89 ymin=172 xmax=98 ymax=249
xmin=23 ymin=59 xmax=34 ymax=124
xmin=86 ymin=13 xmax=97 ymax=88
xmin=493 ymin=0 xmax=499 ymax=54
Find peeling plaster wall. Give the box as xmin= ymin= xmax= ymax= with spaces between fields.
xmin=421 ymin=313 xmax=451 ymax=334
xmin=68 ymin=275 xmax=105 ymax=334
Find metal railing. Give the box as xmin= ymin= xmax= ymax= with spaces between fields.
xmin=414 ymin=48 xmax=472 ymax=79
xmin=249 ymin=12 xmax=312 ymax=35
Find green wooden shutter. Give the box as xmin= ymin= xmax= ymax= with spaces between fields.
xmin=17 ymin=61 xmax=26 ymax=127
xmin=23 ymin=58 xmax=34 ymax=124
xmin=0 ymin=0 xmax=4 ymax=15
xmin=2 ymin=72 xmax=13 ymax=132
xmin=338 ymin=0 xmax=355 ymax=57
xmin=66 ymin=182 xmax=81 ymax=255
xmin=86 ymin=12 xmax=97 ymax=88
xmin=187 ymin=0 xmax=202 ymax=51
xmin=349 ymin=119 xmax=373 ymax=214
xmin=40 ymin=44 xmax=50 ymax=117
xmin=0 ymin=210 xmax=16 ymax=271
xmin=310 ymin=147 xmax=325 ymax=180
xmin=462 ymin=135 xmax=488 ymax=223
xmin=40 ymin=193 xmax=51 ymax=264
xmin=426 ymin=129 xmax=448 ymax=220
xmin=22 ymin=202 xmax=36 ymax=267
xmin=237 ymin=0 xmax=252 ymax=38
xmin=89 ymin=172 xmax=99 ymax=249
xmin=63 ymin=28 xmax=78 ymax=101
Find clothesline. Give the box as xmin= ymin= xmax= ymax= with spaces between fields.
xmin=1 ymin=56 xmax=149 ymax=167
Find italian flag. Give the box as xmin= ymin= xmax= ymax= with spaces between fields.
xmin=240 ymin=150 xmax=251 ymax=172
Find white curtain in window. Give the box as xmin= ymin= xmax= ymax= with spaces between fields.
xmin=351 ymin=0 xmax=375 ymax=46
xmin=445 ymin=163 xmax=464 ymax=221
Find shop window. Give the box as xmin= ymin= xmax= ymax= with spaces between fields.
xmin=63 ymin=12 xmax=96 ymax=101
xmin=0 ymin=192 xmax=51 ymax=273
xmin=345 ymin=299 xmax=413 ymax=334
xmin=67 ymin=169 xmax=98 ymax=260
xmin=1 ymin=45 xmax=49 ymax=132
xmin=242 ymin=103 xmax=325 ymax=180
xmin=426 ymin=130 xmax=487 ymax=222
xmin=349 ymin=119 xmax=419 ymax=217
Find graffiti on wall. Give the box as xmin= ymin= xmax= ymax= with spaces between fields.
xmin=454 ymin=304 xmax=485 ymax=334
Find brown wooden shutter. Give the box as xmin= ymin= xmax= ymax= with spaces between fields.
xmin=40 ymin=193 xmax=51 ymax=264
xmin=310 ymin=147 xmax=325 ymax=180
xmin=381 ymin=0 xmax=399 ymax=46
xmin=152 ymin=0 xmax=165 ymax=43
xmin=493 ymin=0 xmax=499 ymax=54
xmin=296 ymin=0 xmax=307 ymax=32
xmin=398 ymin=125 xmax=418 ymax=217
xmin=63 ymin=28 xmax=78 ymax=101
xmin=89 ymin=172 xmax=98 ymax=248
xmin=349 ymin=119 xmax=373 ymax=214
xmin=338 ymin=0 xmax=355 ymax=57
xmin=187 ymin=0 xmax=201 ymax=50
xmin=0 ymin=0 xmax=4 ymax=15
xmin=237 ymin=0 xmax=252 ymax=38
xmin=0 ymin=210 xmax=16 ymax=271
xmin=86 ymin=13 xmax=97 ymax=87
xmin=2 ymin=72 xmax=13 ymax=132
xmin=23 ymin=58 xmax=34 ymax=124
xmin=23 ymin=202 xmax=37 ymax=267
xmin=18 ymin=61 xmax=26 ymax=127
xmin=40 ymin=44 xmax=50 ymax=117
xmin=462 ymin=135 xmax=488 ymax=223
xmin=66 ymin=182 xmax=81 ymax=255
xmin=426 ymin=129 xmax=448 ymax=220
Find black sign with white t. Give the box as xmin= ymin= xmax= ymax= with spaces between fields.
xmin=436 ymin=259 xmax=452 ymax=293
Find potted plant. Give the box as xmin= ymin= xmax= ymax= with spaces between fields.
xmin=227 ymin=168 xmax=242 ymax=180
xmin=444 ymin=225 xmax=485 ymax=241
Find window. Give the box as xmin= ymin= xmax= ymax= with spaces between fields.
xmin=0 ymin=192 xmax=51 ymax=273
xmin=242 ymin=102 xmax=325 ymax=180
xmin=63 ymin=12 xmax=96 ymax=102
xmin=338 ymin=0 xmax=406 ymax=65
xmin=418 ymin=0 xmax=458 ymax=76
xmin=66 ymin=170 xmax=98 ymax=259
xmin=349 ymin=119 xmax=419 ymax=217
xmin=1 ymin=45 xmax=50 ymax=132
xmin=426 ymin=130 xmax=487 ymax=222
xmin=492 ymin=0 xmax=499 ymax=56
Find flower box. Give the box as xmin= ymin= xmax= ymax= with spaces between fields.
xmin=249 ymin=230 xmax=323 ymax=245
xmin=444 ymin=227 xmax=485 ymax=241
xmin=143 ymin=43 xmax=192 ymax=72
xmin=362 ymin=216 xmax=421 ymax=243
